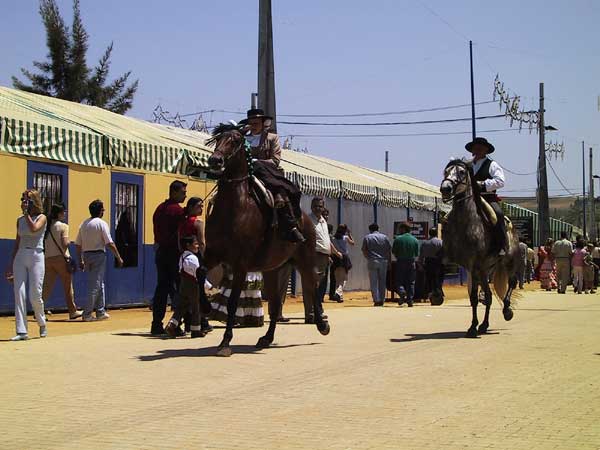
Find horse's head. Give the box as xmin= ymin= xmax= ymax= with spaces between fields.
xmin=207 ymin=123 xmax=246 ymax=175
xmin=440 ymin=158 xmax=472 ymax=202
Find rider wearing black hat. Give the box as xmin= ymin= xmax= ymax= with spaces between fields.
xmin=466 ymin=137 xmax=508 ymax=255
xmin=240 ymin=108 xmax=305 ymax=243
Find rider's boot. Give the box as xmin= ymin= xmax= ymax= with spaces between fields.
xmin=277 ymin=202 xmax=306 ymax=243
xmin=490 ymin=201 xmax=508 ymax=256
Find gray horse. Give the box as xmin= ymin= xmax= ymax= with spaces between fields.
xmin=440 ymin=158 xmax=519 ymax=338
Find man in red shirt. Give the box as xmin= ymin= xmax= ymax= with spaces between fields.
xmin=151 ymin=180 xmax=187 ymax=335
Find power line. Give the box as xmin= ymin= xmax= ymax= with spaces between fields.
xmin=546 ymin=156 xmax=577 ymax=196
xmin=502 ymin=166 xmax=538 ymax=176
xmin=417 ymin=0 xmax=469 ymax=42
xmin=278 ymin=113 xmax=513 ymax=127
xmin=174 ymin=99 xmax=505 ymax=119
xmin=279 ymin=128 xmax=520 ymax=138
xmin=269 ymin=100 xmax=501 ymax=118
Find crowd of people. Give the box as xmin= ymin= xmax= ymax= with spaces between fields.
xmin=4 ymin=115 xmax=591 ymax=342
xmin=533 ymin=231 xmax=599 ymax=294
xmin=9 ymin=184 xmax=593 ymax=343
xmin=4 ymin=184 xmax=446 ymax=342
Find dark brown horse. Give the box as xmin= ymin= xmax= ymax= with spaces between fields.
xmin=440 ymin=158 xmax=519 ymax=337
xmin=204 ymin=123 xmax=330 ymax=357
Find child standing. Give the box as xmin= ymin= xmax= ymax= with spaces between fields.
xmin=165 ymin=236 xmax=206 ymax=338
xmin=571 ymin=241 xmax=586 ymax=294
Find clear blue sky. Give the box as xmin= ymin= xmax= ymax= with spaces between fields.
xmin=3 ymin=0 xmax=600 ymax=197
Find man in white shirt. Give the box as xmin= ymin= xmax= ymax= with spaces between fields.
xmin=75 ymin=200 xmax=123 ymax=322
xmin=308 ymin=197 xmax=342 ymax=324
xmin=467 ymin=137 xmax=507 ymax=254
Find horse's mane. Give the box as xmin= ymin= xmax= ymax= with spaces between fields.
xmin=445 ymin=157 xmax=473 ymax=170
xmin=206 ymin=123 xmax=244 ymax=146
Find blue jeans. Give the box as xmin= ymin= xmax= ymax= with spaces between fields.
xmin=367 ymin=259 xmax=388 ymax=304
xmin=395 ymin=258 xmax=416 ymax=302
xmin=83 ymin=252 xmax=107 ymax=318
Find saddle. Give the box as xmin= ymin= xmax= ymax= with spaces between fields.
xmin=479 ymin=196 xmax=498 ymax=227
xmin=206 ymin=178 xmax=277 ymax=228
xmin=250 ymin=176 xmax=274 ymax=209
xmin=478 ymin=196 xmax=512 ymax=230
xmin=206 ymin=177 xmax=274 ymax=214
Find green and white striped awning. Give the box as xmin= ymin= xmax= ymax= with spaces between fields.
xmin=106 ymin=137 xmax=186 ymax=173
xmin=0 ymin=116 xmax=103 ymax=167
xmin=378 ymin=188 xmax=409 ymax=208
xmin=341 ymin=181 xmax=377 ymax=204
xmin=0 ymin=86 xmax=214 ymax=173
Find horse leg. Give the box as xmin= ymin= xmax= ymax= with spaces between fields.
xmin=466 ymin=273 xmax=479 ymax=338
xmin=478 ymin=275 xmax=492 ymax=334
xmin=502 ymin=274 xmax=517 ymax=321
xmin=256 ymin=269 xmax=280 ymax=348
xmin=216 ymin=269 xmax=246 ymax=357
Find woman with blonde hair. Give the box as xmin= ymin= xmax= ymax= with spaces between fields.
xmin=4 ymin=189 xmax=48 ymax=340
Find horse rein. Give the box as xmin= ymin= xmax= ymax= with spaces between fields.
xmin=442 ymin=163 xmax=471 ymax=204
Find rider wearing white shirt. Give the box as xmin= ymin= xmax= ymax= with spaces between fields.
xmin=467 ymin=137 xmax=508 ymax=254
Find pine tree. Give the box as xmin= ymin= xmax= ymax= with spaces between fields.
xmin=12 ymin=0 xmax=138 ymax=114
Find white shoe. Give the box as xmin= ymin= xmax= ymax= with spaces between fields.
xmin=10 ymin=334 xmax=29 ymax=341
xmin=69 ymin=310 xmax=83 ymax=320
xmin=96 ymin=312 xmax=110 ymax=321
xmin=82 ymin=315 xmax=97 ymax=322
xmin=40 ymin=326 xmax=48 ymax=338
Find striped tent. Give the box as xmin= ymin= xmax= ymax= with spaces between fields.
xmin=0 ymin=86 xmax=213 ymax=174
xmin=0 ymin=116 xmax=103 ymax=167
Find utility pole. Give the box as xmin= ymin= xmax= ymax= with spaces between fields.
xmin=537 ymin=82 xmax=550 ymax=247
xmin=469 ymin=40 xmax=476 ymax=140
xmin=583 ymin=141 xmax=587 ymax=238
xmin=258 ymin=0 xmax=277 ymax=132
xmin=590 ymin=147 xmax=596 ymax=241
xmin=385 ymin=151 xmax=389 ymax=172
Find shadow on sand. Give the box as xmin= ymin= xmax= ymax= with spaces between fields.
xmin=136 ymin=342 xmax=323 ymax=361
xmin=390 ymin=330 xmax=501 ymax=342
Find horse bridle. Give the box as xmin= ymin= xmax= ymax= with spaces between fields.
xmin=212 ymin=131 xmax=251 ymax=184
xmin=442 ymin=161 xmax=472 ymax=204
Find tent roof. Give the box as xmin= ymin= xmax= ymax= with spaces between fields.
xmin=0 ymin=85 xmax=444 ymax=209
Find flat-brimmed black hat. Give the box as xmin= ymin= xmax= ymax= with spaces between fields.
xmin=239 ymin=108 xmax=272 ymax=125
xmin=465 ymin=137 xmax=495 ymax=154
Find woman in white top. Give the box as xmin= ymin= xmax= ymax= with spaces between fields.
xmin=331 ymin=224 xmax=355 ymax=302
xmin=43 ymin=203 xmax=83 ymax=320
xmin=5 ymin=189 xmax=48 ymax=341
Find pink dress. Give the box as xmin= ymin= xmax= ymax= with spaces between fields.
xmin=539 ymin=247 xmax=557 ymax=290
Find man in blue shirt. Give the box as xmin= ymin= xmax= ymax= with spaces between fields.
xmin=361 ymin=223 xmax=392 ymax=306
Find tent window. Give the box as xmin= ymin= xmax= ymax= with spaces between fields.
xmin=114 ymin=182 xmax=139 ymax=268
xmin=32 ymin=172 xmax=62 ymax=214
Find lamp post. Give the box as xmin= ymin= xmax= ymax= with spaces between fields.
xmin=593 ymin=174 xmax=600 ymax=240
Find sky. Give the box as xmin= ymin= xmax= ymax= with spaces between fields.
xmin=3 ymin=0 xmax=600 ymax=197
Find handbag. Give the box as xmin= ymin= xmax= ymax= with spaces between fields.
xmin=49 ymin=228 xmax=77 ymax=274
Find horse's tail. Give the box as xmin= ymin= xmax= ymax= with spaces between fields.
xmin=491 ymin=266 xmax=509 ymax=307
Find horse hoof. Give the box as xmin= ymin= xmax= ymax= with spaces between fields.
xmin=478 ymin=324 xmax=489 ymax=334
xmin=256 ymin=336 xmax=273 ymax=349
xmin=317 ymin=321 xmax=330 ymax=336
xmin=465 ymin=328 xmax=478 ymax=338
xmin=503 ymin=308 xmax=514 ymax=321
xmin=216 ymin=346 xmax=232 ymax=357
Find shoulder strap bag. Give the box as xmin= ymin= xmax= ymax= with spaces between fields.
xmin=49 ymin=227 xmax=77 ymax=274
